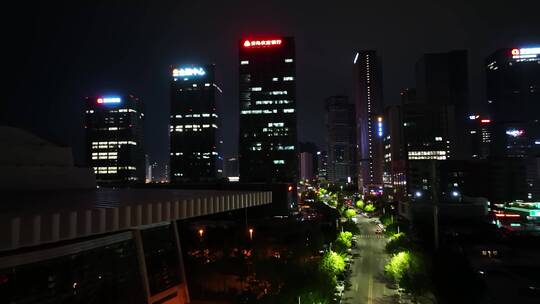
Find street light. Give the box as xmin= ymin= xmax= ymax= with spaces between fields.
xmin=414 ymin=191 xmax=422 ymax=198
xmin=198 ymin=228 xmax=204 ymax=238
xmin=451 ymin=190 xmax=460 ymax=197
xmin=248 ymin=228 xmax=254 ymax=240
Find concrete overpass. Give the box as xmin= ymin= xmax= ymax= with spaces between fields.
xmin=0 ymin=188 xmax=272 ymax=304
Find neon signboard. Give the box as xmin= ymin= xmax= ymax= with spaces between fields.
xmin=97 ymin=97 xmax=121 ymax=104
xmin=506 ymin=129 xmax=524 ymax=137
xmin=511 ymin=47 xmax=540 ymax=59
xmin=377 ymin=116 xmax=383 ymax=137
xmin=172 ymin=67 xmax=206 ymax=77
xmin=243 ymin=39 xmax=282 ymax=48
xmin=480 ymin=119 xmax=491 ymax=124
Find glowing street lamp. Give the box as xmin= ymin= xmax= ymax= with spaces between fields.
xmin=198 ymin=228 xmax=204 ymax=238
xmin=248 ymin=228 xmax=254 ymax=240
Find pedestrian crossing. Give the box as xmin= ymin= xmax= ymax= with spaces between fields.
xmin=355 ymin=234 xmax=386 ymax=239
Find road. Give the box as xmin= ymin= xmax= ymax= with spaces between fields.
xmin=341 ymin=215 xmax=399 ymax=304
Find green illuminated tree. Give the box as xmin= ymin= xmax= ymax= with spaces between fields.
xmin=334 ymin=231 xmax=353 ymax=253
xmin=385 ymin=232 xmax=411 ymax=254
xmin=344 ymin=208 xmax=356 ymax=219
xmin=364 ymin=204 xmax=375 ymax=213
xmin=355 ymin=199 xmax=365 ymax=209
xmin=319 ymin=251 xmax=346 ymax=278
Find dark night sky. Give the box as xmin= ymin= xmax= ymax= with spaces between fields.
xmin=3 ymin=1 xmax=539 ymax=168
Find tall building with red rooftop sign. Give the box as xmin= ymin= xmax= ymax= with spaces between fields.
xmin=238 ymin=36 xmax=297 ymax=182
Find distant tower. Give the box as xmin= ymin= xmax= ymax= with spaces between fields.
xmin=85 ymin=95 xmax=145 ymax=184
xmin=353 ymin=50 xmax=384 ymax=190
xmin=325 ymin=96 xmax=356 ymax=184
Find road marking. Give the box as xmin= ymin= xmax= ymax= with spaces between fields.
xmin=368 ymin=276 xmax=373 ymax=304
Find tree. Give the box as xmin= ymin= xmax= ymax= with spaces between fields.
xmin=344 ymin=208 xmax=356 ymax=220
xmin=384 ymin=251 xmax=430 ymax=296
xmin=364 ymin=204 xmax=375 ymax=213
xmin=384 ymin=251 xmax=411 ymax=283
xmin=319 ymin=251 xmax=346 ymax=279
xmin=385 ymin=232 xmax=411 ymax=254
xmin=355 ymin=199 xmax=365 ymax=209
xmin=334 ymin=231 xmax=353 ymax=253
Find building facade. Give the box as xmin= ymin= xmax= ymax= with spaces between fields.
xmin=467 ymin=115 xmax=492 ymax=159
xmin=170 ymin=65 xmax=221 ymax=182
xmin=299 ymin=152 xmax=314 ymax=181
xmin=486 ymin=47 xmax=540 ymax=201
xmin=353 ymin=50 xmax=384 ymax=190
xmin=325 ymin=96 xmax=356 ymax=184
xmin=238 ymin=37 xmax=297 ymax=182
xmin=85 ymin=95 xmax=145 ymax=184
xmin=317 ymin=151 xmax=328 ymax=181
xmin=416 ymin=50 xmax=469 ymax=159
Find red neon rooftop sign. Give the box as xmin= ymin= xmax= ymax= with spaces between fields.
xmin=243 ymin=39 xmax=282 ymax=48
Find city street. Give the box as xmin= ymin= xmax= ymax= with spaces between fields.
xmin=341 ymin=215 xmax=399 ymax=304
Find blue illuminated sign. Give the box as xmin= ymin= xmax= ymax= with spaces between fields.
xmin=97 ymin=97 xmax=121 ymax=104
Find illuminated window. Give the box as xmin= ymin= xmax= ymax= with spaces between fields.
xmin=251 ymin=87 xmax=262 ymax=91
xmin=272 ymin=77 xmax=279 ymax=81
xmin=283 ymin=76 xmax=294 ymax=81
xmin=285 ymin=58 xmax=293 ymax=63
xmin=241 ymin=60 xmax=249 ymax=65
xmin=283 ymin=109 xmax=295 ymax=113
xmin=273 ymin=160 xmax=285 ymax=164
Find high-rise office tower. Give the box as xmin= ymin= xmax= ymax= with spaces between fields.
xmin=317 ymin=151 xmax=329 ymax=181
xmin=467 ymin=115 xmax=492 ymax=159
xmin=239 ymin=37 xmax=297 ymax=182
xmin=299 ymin=152 xmax=314 ymax=181
xmin=353 ymin=50 xmax=384 ymax=189
xmin=170 ymin=65 xmax=221 ymax=182
xmin=486 ymin=47 xmax=540 ymax=200
xmin=325 ymin=96 xmax=356 ymax=183
xmin=85 ymin=95 xmax=145 ymax=184
xmin=416 ymin=50 xmax=469 ymax=159
xmin=382 ymin=105 xmax=406 ymax=201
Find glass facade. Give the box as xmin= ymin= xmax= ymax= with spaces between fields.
xmin=170 ymin=65 xmax=220 ymax=182
xmin=85 ymin=95 xmax=145 ymax=184
xmin=0 ymin=238 xmax=145 ymax=304
xmin=238 ymin=36 xmax=298 ymax=182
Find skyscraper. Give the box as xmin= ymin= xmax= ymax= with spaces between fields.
xmin=317 ymin=151 xmax=329 ymax=181
xmin=239 ymin=37 xmax=297 ymax=182
xmin=85 ymin=95 xmax=145 ymax=184
xmin=353 ymin=50 xmax=384 ymax=189
xmin=325 ymin=96 xmax=356 ymax=183
xmin=170 ymin=65 xmax=221 ymax=182
xmin=415 ymin=50 xmax=469 ymax=158
xmin=299 ymin=152 xmax=314 ymax=181
xmin=486 ymin=47 xmax=540 ymax=200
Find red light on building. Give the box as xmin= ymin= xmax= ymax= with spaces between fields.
xmin=511 ymin=48 xmax=520 ymax=56
xmin=495 ymin=213 xmax=520 ymax=218
xmin=480 ymin=119 xmax=491 ymax=124
xmin=97 ymin=98 xmax=104 ymax=104
xmin=243 ymin=39 xmax=282 ymax=48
